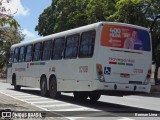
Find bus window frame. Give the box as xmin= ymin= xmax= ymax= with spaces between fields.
xmin=18 ymin=46 xmax=25 ymax=62
xmin=33 ymin=42 xmax=42 ymax=61
xmin=13 ymin=47 xmax=19 ymax=63
xmin=25 ymin=44 xmax=33 ymax=62
xmin=51 ymin=37 xmax=65 ymax=60
xmin=64 ymin=34 xmax=80 ymax=59
xmin=78 ymin=30 xmax=96 ymax=58
xmin=42 ymin=40 xmax=52 ymax=61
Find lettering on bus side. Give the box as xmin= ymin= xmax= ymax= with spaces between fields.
xmin=79 ymin=66 xmax=88 ymax=73
xmin=15 ymin=68 xmax=25 ymax=72
xmin=133 ymin=69 xmax=143 ymax=74
xmin=49 ymin=67 xmax=55 ymax=72
xmin=109 ymin=28 xmax=121 ymax=38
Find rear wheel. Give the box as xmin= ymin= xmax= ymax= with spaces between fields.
xmin=73 ymin=92 xmax=88 ymax=100
xmin=49 ymin=77 xmax=61 ymax=99
xmin=40 ymin=77 xmax=48 ymax=96
xmin=13 ymin=76 xmax=21 ymax=90
xmin=89 ymin=91 xmax=101 ymax=101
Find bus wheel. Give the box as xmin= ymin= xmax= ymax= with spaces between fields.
xmin=89 ymin=92 xmax=101 ymax=101
xmin=40 ymin=77 xmax=48 ymax=96
xmin=13 ymin=77 xmax=21 ymax=90
xmin=73 ymin=92 xmax=88 ymax=100
xmin=49 ymin=77 xmax=61 ymax=99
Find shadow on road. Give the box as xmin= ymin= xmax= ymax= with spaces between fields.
xmin=8 ymin=87 xmax=160 ymax=114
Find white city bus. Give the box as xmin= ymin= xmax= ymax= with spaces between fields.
xmin=7 ymin=22 xmax=152 ymax=101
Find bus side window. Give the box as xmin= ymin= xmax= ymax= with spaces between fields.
xmin=13 ymin=48 xmax=19 ymax=63
xmin=8 ymin=50 xmax=14 ymax=64
xmin=25 ymin=45 xmax=33 ymax=62
xmin=42 ymin=40 xmax=52 ymax=61
xmin=33 ymin=42 xmax=42 ymax=61
xmin=52 ymin=37 xmax=65 ymax=60
xmin=19 ymin=46 xmax=25 ymax=62
xmin=79 ymin=30 xmax=96 ymax=58
xmin=64 ymin=34 xmax=79 ymax=59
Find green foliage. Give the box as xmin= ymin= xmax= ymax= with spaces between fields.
xmin=36 ymin=0 xmax=160 ymax=60
xmin=36 ymin=0 xmax=89 ymax=36
xmin=86 ymin=0 xmax=116 ymax=23
xmin=109 ymin=0 xmax=150 ymax=26
xmin=35 ymin=6 xmax=55 ymax=36
xmin=0 ymin=0 xmax=22 ymax=72
xmin=0 ymin=28 xmax=24 ymax=69
xmin=36 ymin=0 xmax=159 ymax=35
xmin=0 ymin=17 xmax=20 ymax=29
xmin=0 ymin=0 xmax=20 ymax=29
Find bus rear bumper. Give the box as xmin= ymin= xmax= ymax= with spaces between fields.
xmin=95 ymin=82 xmax=151 ymax=93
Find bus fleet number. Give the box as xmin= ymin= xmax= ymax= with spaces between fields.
xmin=79 ymin=66 xmax=88 ymax=73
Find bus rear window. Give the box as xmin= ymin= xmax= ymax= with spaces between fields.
xmin=101 ymin=24 xmax=151 ymax=51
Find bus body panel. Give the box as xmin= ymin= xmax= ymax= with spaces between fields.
xmin=97 ymin=47 xmax=151 ymax=83
xmin=93 ymin=23 xmax=152 ymax=93
xmin=7 ymin=22 xmax=152 ymax=94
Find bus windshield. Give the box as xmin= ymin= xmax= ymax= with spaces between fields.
xmin=101 ymin=24 xmax=151 ymax=51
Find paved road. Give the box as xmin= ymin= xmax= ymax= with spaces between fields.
xmin=0 ymin=79 xmax=160 ymax=120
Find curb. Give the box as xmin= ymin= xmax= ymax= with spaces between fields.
xmin=0 ymin=79 xmax=6 ymax=83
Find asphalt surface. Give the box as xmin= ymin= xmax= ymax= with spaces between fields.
xmin=0 ymin=78 xmax=160 ymax=120
xmin=0 ymin=78 xmax=65 ymax=120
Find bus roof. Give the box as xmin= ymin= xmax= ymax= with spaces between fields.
xmin=11 ymin=22 xmax=150 ymax=49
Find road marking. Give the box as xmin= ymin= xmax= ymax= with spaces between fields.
xmin=22 ymin=98 xmax=50 ymax=101
xmin=0 ymin=88 xmax=135 ymax=119
xmin=117 ymin=117 xmax=135 ymax=120
xmin=39 ymin=103 xmax=72 ymax=107
xmin=11 ymin=94 xmax=34 ymax=96
xmin=124 ymin=97 xmax=140 ymax=101
xmin=66 ymin=117 xmax=84 ymax=120
xmin=16 ymin=96 xmax=41 ymax=98
xmin=55 ymin=107 xmax=92 ymax=111
xmin=30 ymin=100 xmax=58 ymax=104
xmin=68 ymin=111 xmax=108 ymax=117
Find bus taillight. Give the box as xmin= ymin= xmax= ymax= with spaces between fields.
xmin=96 ymin=64 xmax=105 ymax=82
xmin=146 ymin=69 xmax=151 ymax=79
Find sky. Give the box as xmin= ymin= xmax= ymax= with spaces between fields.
xmin=4 ymin=0 xmax=52 ymax=41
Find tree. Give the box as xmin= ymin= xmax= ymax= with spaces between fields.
xmin=0 ymin=0 xmax=19 ymax=29
xmin=0 ymin=28 xmax=24 ymax=70
xmin=35 ymin=6 xmax=55 ymax=36
xmin=0 ymin=0 xmax=23 ymax=74
xmin=86 ymin=0 xmax=116 ymax=23
xmin=36 ymin=0 xmax=160 ymax=61
xmin=108 ymin=0 xmax=160 ymax=60
xmin=35 ymin=0 xmax=89 ymax=36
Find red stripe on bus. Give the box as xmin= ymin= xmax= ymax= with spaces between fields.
xmin=109 ymin=62 xmax=117 ymax=64
xmin=30 ymin=63 xmax=34 ymax=66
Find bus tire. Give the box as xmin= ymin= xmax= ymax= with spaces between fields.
xmin=89 ymin=92 xmax=101 ymax=101
xmin=73 ymin=92 xmax=88 ymax=100
xmin=40 ymin=77 xmax=48 ymax=96
xmin=13 ymin=76 xmax=21 ymax=90
xmin=49 ymin=77 xmax=61 ymax=99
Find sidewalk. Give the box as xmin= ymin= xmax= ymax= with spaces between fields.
xmin=0 ymin=93 xmax=64 ymax=120
xmin=0 ymin=78 xmax=7 ymax=83
xmin=0 ymin=79 xmax=62 ymax=120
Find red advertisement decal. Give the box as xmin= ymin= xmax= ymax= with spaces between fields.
xmin=101 ymin=24 xmax=150 ymax=51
